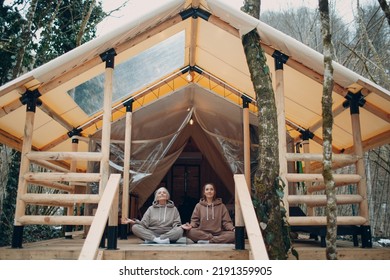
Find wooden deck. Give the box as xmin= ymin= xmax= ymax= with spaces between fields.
xmin=0 ymin=234 xmax=389 ymax=260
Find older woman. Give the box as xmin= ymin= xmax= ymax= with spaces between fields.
xmin=123 ymin=187 xmax=183 ymax=244
xmin=182 ymin=183 xmax=235 ymax=244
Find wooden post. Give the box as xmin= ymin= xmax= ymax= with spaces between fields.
xmin=273 ymin=51 xmax=289 ymax=215
xmin=301 ymin=130 xmax=314 ymax=216
xmin=235 ymin=96 xmax=251 ymax=250
xmin=99 ymin=48 xmax=117 ymax=248
xmin=64 ymin=137 xmax=79 ymax=239
xmin=346 ymin=91 xmax=372 ymax=247
xmin=12 ymin=90 xmax=40 ymax=248
xmin=120 ymin=99 xmax=134 ymax=239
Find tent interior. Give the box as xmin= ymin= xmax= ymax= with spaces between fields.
xmin=0 ymin=0 xmax=389 ymax=224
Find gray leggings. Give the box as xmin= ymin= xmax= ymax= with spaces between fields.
xmin=131 ymin=224 xmax=183 ymax=242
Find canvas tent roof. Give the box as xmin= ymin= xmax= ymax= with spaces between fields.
xmin=0 ymin=0 xmax=389 ymax=175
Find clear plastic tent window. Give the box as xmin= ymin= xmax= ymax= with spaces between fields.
xmin=67 ymin=31 xmax=185 ymax=116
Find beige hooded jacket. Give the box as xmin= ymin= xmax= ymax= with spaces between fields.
xmin=190 ymin=198 xmax=234 ymax=233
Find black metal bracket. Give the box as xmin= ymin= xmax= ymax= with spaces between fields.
xmin=67 ymin=127 xmax=83 ymax=141
xmin=298 ymin=128 xmax=314 ymax=141
xmin=342 ymin=91 xmax=366 ymax=115
xmin=20 ymin=89 xmax=42 ymax=112
xmin=100 ymin=48 xmax=117 ymax=69
xmin=123 ymin=98 xmax=134 ymax=112
xmin=180 ymin=7 xmax=211 ymax=21
xmin=241 ymin=95 xmax=252 ymax=108
xmin=272 ymin=50 xmax=289 ymax=70
xmin=181 ymin=65 xmax=203 ymax=75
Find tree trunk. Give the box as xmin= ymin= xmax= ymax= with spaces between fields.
xmin=377 ymin=0 xmax=390 ymax=26
xmin=241 ymin=0 xmax=290 ymax=260
xmin=319 ymin=0 xmax=337 ymax=260
xmin=12 ymin=0 xmax=38 ymax=79
xmin=76 ymin=0 xmax=97 ymax=46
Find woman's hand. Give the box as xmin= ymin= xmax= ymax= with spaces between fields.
xmin=122 ymin=218 xmax=136 ymax=225
xmin=181 ymin=223 xmax=192 ymax=230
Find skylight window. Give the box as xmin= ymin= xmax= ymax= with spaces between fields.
xmin=68 ymin=31 xmax=185 ymax=116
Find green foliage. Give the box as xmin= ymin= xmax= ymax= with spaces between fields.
xmin=34 ymin=0 xmax=106 ymax=67
xmin=0 ymin=0 xmax=106 ymax=246
xmin=0 ymin=0 xmax=106 ymax=86
xmin=0 ymin=150 xmax=20 ymax=246
xmin=0 ymin=1 xmax=24 ymax=84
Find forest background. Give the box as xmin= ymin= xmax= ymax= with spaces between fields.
xmin=0 ymin=0 xmax=389 ymax=246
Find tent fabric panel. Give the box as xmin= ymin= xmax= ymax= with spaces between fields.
xmin=284 ymin=98 xmax=320 ymax=129
xmin=196 ymin=47 xmax=254 ymax=98
xmin=365 ymin=93 xmax=390 ymax=114
xmin=196 ymin=20 xmax=255 ymax=97
xmin=32 ymin=120 xmax=69 ymax=149
xmin=197 ymin=20 xmax=249 ymax=75
xmin=0 ymin=107 xmax=26 ymax=140
xmin=358 ymin=110 xmax=390 ymax=141
xmin=0 ymin=90 xmax=20 ymax=107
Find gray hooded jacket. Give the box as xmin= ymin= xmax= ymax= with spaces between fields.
xmin=137 ymin=200 xmax=182 ymax=234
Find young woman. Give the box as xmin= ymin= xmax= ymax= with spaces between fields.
xmin=122 ymin=187 xmax=183 ymax=244
xmin=182 ymin=183 xmax=235 ymax=244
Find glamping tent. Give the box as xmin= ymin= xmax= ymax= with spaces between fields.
xmin=0 ymin=0 xmax=389 ymax=258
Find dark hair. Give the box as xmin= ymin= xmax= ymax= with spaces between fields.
xmin=202 ymin=183 xmax=217 ymax=201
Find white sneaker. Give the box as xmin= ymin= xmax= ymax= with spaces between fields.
xmin=197 ymin=240 xmax=209 ymax=244
xmin=153 ymin=237 xmax=170 ymax=244
xmin=144 ymin=240 xmax=155 ymax=244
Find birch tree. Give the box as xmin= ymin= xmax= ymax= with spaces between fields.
xmin=241 ymin=0 xmax=291 ymax=259
xmin=319 ymin=0 xmax=337 ymax=260
xmin=377 ymin=0 xmax=390 ymax=26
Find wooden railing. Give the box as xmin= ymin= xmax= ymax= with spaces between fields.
xmin=78 ymin=173 xmax=121 ymax=260
xmin=233 ymin=174 xmax=269 ymax=260
xmin=285 ymin=152 xmax=368 ymax=226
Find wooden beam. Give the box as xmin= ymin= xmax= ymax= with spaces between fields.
xmin=362 ymin=102 xmax=390 ymax=123
xmin=14 ymin=110 xmax=35 ymax=226
xmin=275 ymin=64 xmax=289 ymax=212
xmin=17 ymin=215 xmax=94 ymax=225
xmin=308 ymin=181 xmax=358 ymax=193
xmin=288 ymin=216 xmax=367 ymax=226
xmin=28 ymin=180 xmax=75 ymax=193
xmin=79 ymin=174 xmax=121 ymax=260
xmin=286 ymin=173 xmax=361 ymax=184
xmin=30 ymin=159 xmax=70 ymax=173
xmin=234 ymin=174 xmax=269 ymax=260
xmin=285 ymin=152 xmax=359 ymax=163
xmin=208 ymin=15 xmax=240 ymax=38
xmin=21 ymin=193 xmax=101 ymax=205
xmin=121 ymin=109 xmax=132 ymax=220
xmin=27 ymin=151 xmax=102 ymax=161
xmin=24 ymin=172 xmax=101 ymax=182
xmin=0 ymin=128 xmax=23 ymax=151
xmin=0 ymin=98 xmax=23 ymax=118
xmin=357 ymin=79 xmax=390 ymax=102
xmin=287 ymin=194 xmax=363 ymax=206
xmin=99 ymin=65 xmax=113 ymax=194
xmin=0 ymin=76 xmax=33 ymax=98
xmin=189 ymin=17 xmax=198 ymax=67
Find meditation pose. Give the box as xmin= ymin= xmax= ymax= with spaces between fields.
xmin=182 ymin=183 xmax=235 ymax=244
xmin=123 ymin=187 xmax=183 ymax=244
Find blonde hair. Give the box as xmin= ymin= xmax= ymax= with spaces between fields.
xmin=154 ymin=187 xmax=170 ymax=201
